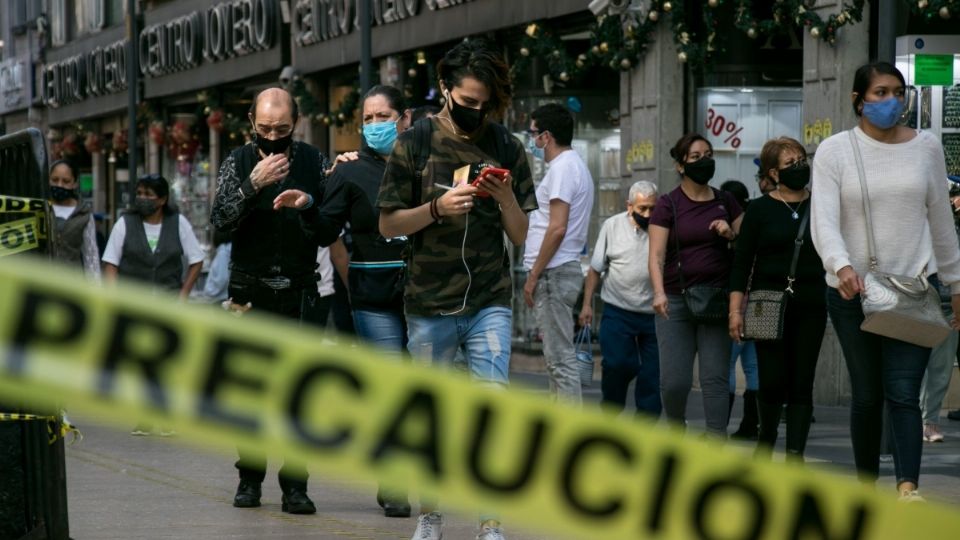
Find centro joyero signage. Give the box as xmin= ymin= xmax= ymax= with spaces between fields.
xmin=294 ymin=0 xmax=475 ymax=46
xmin=139 ymin=0 xmax=277 ymax=78
xmin=41 ymin=41 xmax=127 ymax=109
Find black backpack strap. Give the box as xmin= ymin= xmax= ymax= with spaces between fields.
xmin=489 ymin=122 xmax=517 ymax=169
xmin=410 ymin=117 xmax=433 ymax=208
xmin=408 ymin=117 xmax=434 ymax=255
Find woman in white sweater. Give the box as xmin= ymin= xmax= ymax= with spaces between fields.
xmin=811 ymin=62 xmax=960 ymax=502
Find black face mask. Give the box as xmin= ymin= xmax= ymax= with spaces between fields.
xmin=134 ymin=197 xmax=160 ymax=217
xmin=50 ymin=185 xmax=76 ymax=202
xmin=632 ymin=212 xmax=649 ymax=231
xmin=777 ymin=162 xmax=811 ymax=191
xmin=256 ymin=133 xmax=293 ymax=155
xmin=683 ymin=157 xmax=715 ymax=185
xmin=448 ymin=94 xmax=486 ymax=133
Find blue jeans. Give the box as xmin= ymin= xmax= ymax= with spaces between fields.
xmin=406 ymin=306 xmax=512 ymax=387
xmin=827 ymin=287 xmax=930 ymax=486
xmin=728 ymin=341 xmax=759 ymax=394
xmin=599 ymin=304 xmax=661 ymax=416
xmin=353 ymin=309 xmax=407 ymax=357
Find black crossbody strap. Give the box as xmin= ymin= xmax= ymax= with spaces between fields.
xmin=785 ymin=205 xmax=810 ymax=293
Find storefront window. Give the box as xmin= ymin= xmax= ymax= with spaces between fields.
xmin=162 ymin=113 xmax=212 ymax=251
xmin=696 ymin=88 xmax=803 ymax=199
xmin=73 ymin=0 xmax=106 ymax=38
xmin=51 ymin=0 xmax=67 ymax=46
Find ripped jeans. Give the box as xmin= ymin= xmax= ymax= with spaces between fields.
xmin=406 ymin=305 xmax=512 ymax=387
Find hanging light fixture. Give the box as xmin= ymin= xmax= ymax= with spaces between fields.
xmin=416 ymin=51 xmax=427 ymax=65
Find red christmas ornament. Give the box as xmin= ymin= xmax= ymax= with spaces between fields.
xmin=206 ymin=109 xmax=225 ymax=133
xmin=61 ymin=133 xmax=79 ymax=157
xmin=112 ymin=130 xmax=129 ymax=154
xmin=149 ymin=122 xmax=165 ymax=146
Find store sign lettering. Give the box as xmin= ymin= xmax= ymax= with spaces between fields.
xmin=295 ymin=0 xmax=473 ymax=47
xmin=41 ymin=41 xmax=128 ymax=109
xmin=803 ymin=118 xmax=833 ymax=146
xmin=140 ymin=0 xmax=276 ymax=78
xmin=0 ymin=58 xmax=28 ymax=113
xmin=625 ymin=140 xmax=654 ymax=166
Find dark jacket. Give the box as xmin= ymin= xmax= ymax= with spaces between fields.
xmin=53 ymin=200 xmax=93 ymax=265
xmin=316 ymin=143 xmax=406 ymax=311
xmin=211 ymin=141 xmax=327 ymax=280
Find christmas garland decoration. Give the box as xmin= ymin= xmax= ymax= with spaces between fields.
xmin=511 ymin=0 xmax=946 ymax=80
xmin=512 ymin=4 xmax=662 ymax=83
xmin=909 ymin=0 xmax=959 ymax=20
xmin=318 ymin=87 xmax=361 ymax=128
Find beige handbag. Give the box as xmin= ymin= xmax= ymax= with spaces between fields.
xmin=848 ymin=130 xmax=951 ymax=348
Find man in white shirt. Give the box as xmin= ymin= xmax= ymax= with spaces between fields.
xmin=579 ymin=181 xmax=661 ymax=417
xmin=523 ymin=103 xmax=595 ymax=404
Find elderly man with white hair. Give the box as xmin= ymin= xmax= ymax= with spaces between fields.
xmin=579 ymin=180 xmax=662 ymax=417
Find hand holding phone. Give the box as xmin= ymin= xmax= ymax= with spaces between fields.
xmin=470 ymin=167 xmax=509 ymax=198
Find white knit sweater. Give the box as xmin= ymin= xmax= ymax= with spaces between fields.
xmin=811 ymin=127 xmax=960 ymax=294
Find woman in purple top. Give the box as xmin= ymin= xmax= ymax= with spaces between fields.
xmin=648 ymin=133 xmax=743 ymax=436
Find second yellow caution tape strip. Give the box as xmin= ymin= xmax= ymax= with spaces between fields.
xmin=0 ymin=254 xmax=958 ymax=539
xmin=0 ymin=412 xmax=83 ymax=444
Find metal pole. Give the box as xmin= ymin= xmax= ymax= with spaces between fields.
xmin=359 ymin=0 xmax=372 ymax=92
xmin=877 ymin=0 xmax=896 ymax=63
xmin=126 ymin=0 xmax=139 ymax=188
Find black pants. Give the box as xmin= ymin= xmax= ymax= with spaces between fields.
xmin=754 ymin=300 xmax=827 ymax=408
xmin=228 ymin=280 xmax=316 ymax=492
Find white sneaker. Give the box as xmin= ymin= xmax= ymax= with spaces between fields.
xmin=898 ymin=489 xmax=925 ymax=503
xmin=411 ymin=512 xmax=443 ymax=540
xmin=477 ymin=521 xmax=506 ymax=540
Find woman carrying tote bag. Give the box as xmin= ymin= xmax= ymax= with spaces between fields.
xmin=728 ymin=137 xmax=826 ymax=462
xmin=811 ymin=62 xmax=960 ymax=502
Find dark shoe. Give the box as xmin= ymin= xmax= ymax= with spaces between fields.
xmin=948 ymin=409 xmax=960 ymax=421
xmin=233 ymin=480 xmax=262 ymax=508
xmin=282 ymin=488 xmax=316 ymax=514
xmin=376 ymin=485 xmax=411 ymax=517
xmin=732 ymin=390 xmax=759 ymax=440
xmin=785 ymin=404 xmax=814 ymax=462
xmin=383 ymin=500 xmax=412 ymax=518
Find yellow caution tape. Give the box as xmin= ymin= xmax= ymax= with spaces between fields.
xmin=0 ymin=216 xmax=41 ymax=256
xmin=0 ymin=195 xmax=47 ymax=214
xmin=0 ymin=411 xmax=83 ymax=445
xmin=0 ymin=254 xmax=958 ymax=539
xmin=0 ymin=195 xmax=51 ymax=240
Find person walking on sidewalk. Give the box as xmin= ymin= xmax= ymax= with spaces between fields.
xmin=580 ymin=180 xmax=660 ymax=417
xmin=720 ymin=179 xmax=759 ymax=440
xmin=49 ymin=159 xmax=101 ymax=279
xmin=811 ymin=62 xmax=960 ymax=501
xmin=523 ymin=103 xmax=595 ymax=405
xmin=648 ymin=133 xmax=743 ymax=437
xmin=211 ymin=87 xmax=329 ymax=515
xmin=378 ymin=39 xmax=535 ymax=540
xmin=312 ymin=84 xmax=414 ymax=517
xmin=729 ymin=137 xmax=826 ymax=461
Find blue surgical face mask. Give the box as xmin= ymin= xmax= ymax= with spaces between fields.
xmin=363 ymin=120 xmax=399 ymax=155
xmin=527 ymin=134 xmax=545 ymax=161
xmin=862 ymin=96 xmax=905 ymax=130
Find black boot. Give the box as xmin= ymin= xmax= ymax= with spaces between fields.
xmin=785 ymin=404 xmax=814 ymax=463
xmin=732 ymin=390 xmax=759 ymax=440
xmin=282 ymin=487 xmax=316 ymax=514
xmin=376 ymin=485 xmax=411 ymax=518
xmin=233 ymin=480 xmax=262 ymax=508
xmin=754 ymin=401 xmax=782 ymax=458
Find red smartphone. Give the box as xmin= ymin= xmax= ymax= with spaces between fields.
xmin=470 ymin=167 xmax=509 ymax=197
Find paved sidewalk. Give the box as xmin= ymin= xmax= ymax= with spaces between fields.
xmin=64 ymin=371 xmax=960 ymax=539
